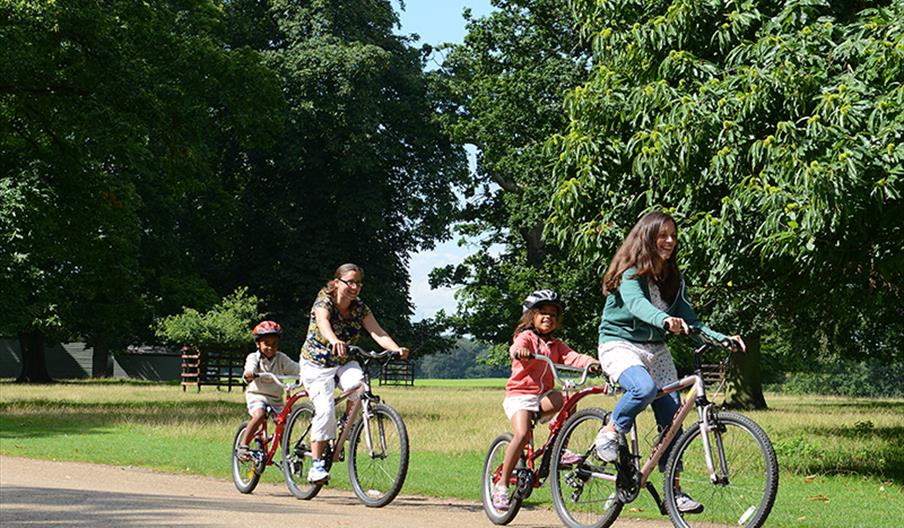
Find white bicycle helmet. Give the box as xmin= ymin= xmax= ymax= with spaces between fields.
xmin=522 ymin=290 xmax=565 ymax=313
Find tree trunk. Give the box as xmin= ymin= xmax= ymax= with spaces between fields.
xmin=16 ymin=330 xmax=53 ymax=383
xmin=520 ymin=223 xmax=546 ymax=268
xmin=91 ymin=334 xmax=112 ymax=378
xmin=723 ymin=333 xmax=768 ymax=410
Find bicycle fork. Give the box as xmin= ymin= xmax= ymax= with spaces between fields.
xmin=358 ymin=400 xmax=390 ymax=460
xmin=698 ymin=405 xmax=730 ymax=485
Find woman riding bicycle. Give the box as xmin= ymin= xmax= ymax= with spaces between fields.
xmin=299 ymin=263 xmax=409 ymax=483
xmin=593 ymin=211 xmax=745 ymax=514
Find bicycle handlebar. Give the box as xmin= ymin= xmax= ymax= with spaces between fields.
xmin=686 ymin=325 xmax=742 ymax=351
xmin=528 ymin=354 xmax=598 ymax=389
xmin=252 ymin=372 xmax=303 ymax=391
xmin=347 ymin=345 xmax=404 ymax=360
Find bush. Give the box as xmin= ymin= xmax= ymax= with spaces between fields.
xmin=773 ymin=358 xmax=904 ymax=398
xmin=153 ymin=287 xmax=264 ymax=350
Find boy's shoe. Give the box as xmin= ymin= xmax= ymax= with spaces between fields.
xmin=675 ymin=490 xmax=704 ymax=514
xmin=307 ymin=460 xmax=329 ymax=483
xmin=491 ymin=484 xmax=510 ymax=511
xmin=594 ymin=429 xmax=619 ymax=462
xmin=236 ymin=445 xmax=252 ymax=462
xmin=559 ymin=449 xmax=583 ymax=466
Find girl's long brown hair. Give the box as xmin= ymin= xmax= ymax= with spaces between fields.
xmin=602 ymin=211 xmax=680 ymax=300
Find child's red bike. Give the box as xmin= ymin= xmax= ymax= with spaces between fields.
xmin=230 ymin=372 xmax=308 ymax=495
xmin=481 ymin=355 xmax=605 ymax=525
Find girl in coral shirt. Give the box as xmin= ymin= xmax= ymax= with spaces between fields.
xmin=492 ymin=290 xmax=600 ymax=511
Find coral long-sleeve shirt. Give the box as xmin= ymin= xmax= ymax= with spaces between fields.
xmin=504 ymin=330 xmax=597 ymax=397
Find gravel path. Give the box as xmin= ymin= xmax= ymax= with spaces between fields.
xmin=0 ymin=456 xmax=669 ymax=527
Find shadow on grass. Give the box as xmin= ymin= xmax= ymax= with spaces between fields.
xmin=0 ymin=400 xmax=243 ymax=439
xmin=771 ymin=399 xmax=904 ymax=414
xmin=777 ymin=424 xmax=904 ymax=484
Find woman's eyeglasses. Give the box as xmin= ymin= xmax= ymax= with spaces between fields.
xmin=338 ymin=278 xmax=363 ymax=288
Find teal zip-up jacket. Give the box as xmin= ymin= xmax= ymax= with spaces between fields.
xmin=598 ymin=267 xmax=727 ymax=345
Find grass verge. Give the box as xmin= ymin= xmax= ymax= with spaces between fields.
xmin=1 ymin=380 xmax=902 ymax=527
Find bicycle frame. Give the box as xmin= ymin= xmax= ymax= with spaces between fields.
xmin=600 ymin=337 xmax=727 ymax=490
xmin=496 ymin=357 xmax=609 ymax=491
xmin=326 ymin=347 xmax=401 ymax=463
xmin=250 ymin=379 xmax=308 ymax=467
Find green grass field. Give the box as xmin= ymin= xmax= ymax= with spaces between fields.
xmin=1 ymin=378 xmax=902 ymax=527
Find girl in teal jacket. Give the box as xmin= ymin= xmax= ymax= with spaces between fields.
xmin=594 ymin=211 xmax=745 ymax=514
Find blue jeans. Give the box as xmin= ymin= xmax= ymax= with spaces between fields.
xmin=611 ymin=365 xmax=681 ymax=472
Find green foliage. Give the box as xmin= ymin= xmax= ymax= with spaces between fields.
xmin=775 ymin=358 xmax=904 ymax=398
xmin=415 ymin=339 xmax=508 ymax=378
xmin=431 ymin=0 xmax=595 ymax=350
xmin=0 ymin=0 xmax=283 ymax=351
xmin=218 ymin=0 xmax=468 ymax=353
xmin=154 ymin=288 xmax=264 ymax=350
xmin=2 ymin=0 xmax=465 ymax=370
xmin=551 ymin=0 xmax=904 ymax=358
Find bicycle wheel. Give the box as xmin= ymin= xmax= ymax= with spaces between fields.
xmin=481 ymin=433 xmax=524 ymax=525
xmin=550 ymin=408 xmax=623 ymax=528
xmin=347 ymin=403 xmax=409 ymax=507
xmin=664 ymin=411 xmax=778 ymax=528
xmin=282 ymin=403 xmax=323 ymax=500
xmin=231 ymin=421 xmax=264 ymax=494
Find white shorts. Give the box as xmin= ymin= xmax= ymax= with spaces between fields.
xmin=300 ymin=360 xmax=366 ymax=441
xmin=597 ymin=340 xmax=678 ymax=389
xmin=502 ymin=390 xmax=555 ymax=422
xmin=245 ymin=393 xmax=284 ymax=416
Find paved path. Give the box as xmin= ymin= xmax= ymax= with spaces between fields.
xmin=0 ymin=456 xmax=667 ymax=527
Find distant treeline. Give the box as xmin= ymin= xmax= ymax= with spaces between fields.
xmin=415 ymin=339 xmax=508 ymax=380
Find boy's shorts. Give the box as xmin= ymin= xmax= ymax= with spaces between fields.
xmin=502 ymin=390 xmax=556 ymax=422
xmin=245 ymin=392 xmax=285 ymax=416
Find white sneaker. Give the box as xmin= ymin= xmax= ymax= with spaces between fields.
xmin=675 ymin=490 xmax=704 ymax=513
xmin=491 ymin=484 xmax=510 ymax=511
xmin=594 ymin=429 xmax=619 ymax=462
xmin=307 ymin=460 xmax=329 ymax=483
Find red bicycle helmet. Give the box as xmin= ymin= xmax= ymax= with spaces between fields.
xmin=252 ymin=320 xmax=282 ymax=340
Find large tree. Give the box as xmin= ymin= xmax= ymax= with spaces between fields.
xmin=0 ymin=0 xmax=283 ymax=380
xmin=429 ymin=0 xmax=595 ymax=358
xmin=220 ymin=0 xmax=468 ymax=356
xmin=549 ymin=0 xmax=904 ymax=407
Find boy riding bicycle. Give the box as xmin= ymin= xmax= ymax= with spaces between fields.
xmin=238 ymin=320 xmax=300 ymax=461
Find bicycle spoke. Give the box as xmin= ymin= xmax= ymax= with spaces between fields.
xmin=282 ymin=403 xmax=322 ymax=500
xmin=551 ymin=408 xmax=622 ymax=528
xmin=348 ymin=404 xmax=409 ymax=507
xmin=664 ymin=412 xmax=778 ymax=528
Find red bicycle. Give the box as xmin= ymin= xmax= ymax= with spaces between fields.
xmin=481 ymin=355 xmax=606 ymax=525
xmin=230 ymin=372 xmax=308 ymax=495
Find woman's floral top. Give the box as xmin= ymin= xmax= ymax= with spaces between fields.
xmin=300 ymin=288 xmax=372 ymax=367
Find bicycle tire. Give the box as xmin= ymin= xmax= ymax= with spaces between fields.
xmin=550 ymin=408 xmax=623 ymax=528
xmin=347 ymin=403 xmax=409 ymax=507
xmin=481 ymin=433 xmax=525 ymax=525
xmin=664 ymin=411 xmax=778 ymax=528
xmin=231 ymin=421 xmax=264 ymax=494
xmin=282 ymin=402 xmax=323 ymax=500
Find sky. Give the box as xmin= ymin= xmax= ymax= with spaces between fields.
xmin=393 ymin=0 xmax=496 ymax=321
